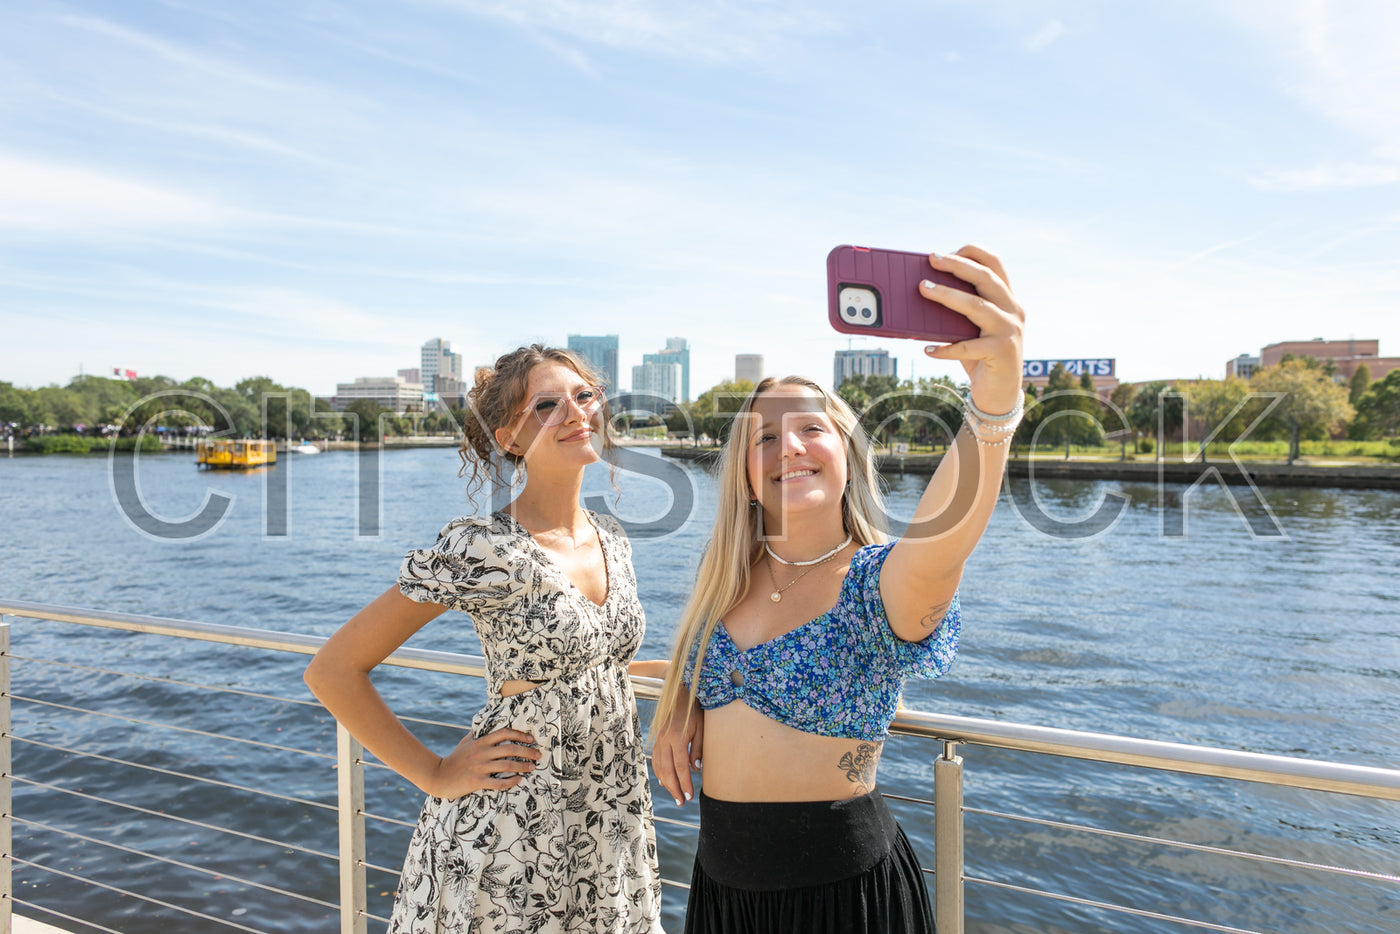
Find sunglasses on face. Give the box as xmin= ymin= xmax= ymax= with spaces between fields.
xmin=525 ymin=385 xmax=605 ymax=426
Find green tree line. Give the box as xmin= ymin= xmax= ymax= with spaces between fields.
xmin=1024 ymin=356 xmax=1399 ymax=463
xmin=665 ymin=357 xmax=1399 ymax=466
xmin=0 ymin=373 xmax=469 ymax=446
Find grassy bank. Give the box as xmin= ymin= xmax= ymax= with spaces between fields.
xmin=870 ymin=438 xmax=1400 ymax=464
xmin=21 ymin=434 xmax=162 ymax=454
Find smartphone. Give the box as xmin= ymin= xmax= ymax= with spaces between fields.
xmin=827 ymin=245 xmax=979 ymax=343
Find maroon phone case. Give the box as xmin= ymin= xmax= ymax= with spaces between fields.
xmin=827 ymin=245 xmax=979 ymax=343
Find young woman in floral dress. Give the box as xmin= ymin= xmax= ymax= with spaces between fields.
xmin=306 ymin=344 xmax=665 ymax=933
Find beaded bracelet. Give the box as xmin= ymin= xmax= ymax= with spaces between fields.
xmin=964 ymin=392 xmax=1023 ymax=424
xmin=962 ymin=412 xmax=1016 ymax=446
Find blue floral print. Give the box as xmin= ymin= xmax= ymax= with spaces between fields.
xmin=685 ymin=542 xmax=961 ymax=742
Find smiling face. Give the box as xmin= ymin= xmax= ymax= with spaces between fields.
xmin=494 ymin=361 xmax=605 ymax=470
xmin=744 ymin=385 xmax=850 ymax=530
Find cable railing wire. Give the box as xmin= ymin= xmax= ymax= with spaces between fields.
xmin=364 ymin=858 xmax=403 ymax=877
xmin=10 ymin=735 xmax=338 ymax=812
xmin=6 ymin=601 xmax=1400 ymax=934
xmin=10 ymin=856 xmax=282 ymax=934
xmin=361 ymin=809 xmax=416 ymax=829
xmin=6 ymin=651 xmax=327 ymax=710
xmin=10 ymin=693 xmax=336 ymax=761
xmin=965 ymin=805 xmax=1400 ymax=885
xmin=14 ymin=816 xmax=340 ymax=911
xmin=10 ymin=899 xmax=128 ymax=934
xmin=13 ymin=776 xmax=338 ymax=863
xmin=964 ymin=874 xmax=1267 ymax=934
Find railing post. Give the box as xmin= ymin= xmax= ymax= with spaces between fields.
xmin=934 ymin=739 xmax=964 ymax=934
xmin=1 ymin=621 xmax=12 ymax=931
xmin=336 ymin=724 xmax=367 ymax=934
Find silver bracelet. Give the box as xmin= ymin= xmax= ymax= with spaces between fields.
xmin=964 ymin=391 xmax=1023 ymax=424
xmin=964 ymin=414 xmax=1018 ymax=435
xmin=961 ymin=414 xmax=1015 ymax=446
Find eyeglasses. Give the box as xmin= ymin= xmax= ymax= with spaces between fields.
xmin=525 ymin=385 xmax=605 ymax=426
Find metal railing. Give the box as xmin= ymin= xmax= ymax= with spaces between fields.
xmin=2 ymin=599 xmax=1398 ymax=934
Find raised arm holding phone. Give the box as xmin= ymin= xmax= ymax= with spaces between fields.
xmin=651 ymin=245 xmax=1026 ymax=933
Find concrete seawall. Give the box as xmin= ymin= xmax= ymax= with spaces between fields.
xmin=659 ymin=446 xmax=1400 ymax=491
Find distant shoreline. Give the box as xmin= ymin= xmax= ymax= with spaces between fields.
xmin=660 ymin=446 xmax=1400 ymax=491
xmin=2 ymin=435 xmax=672 ymax=456
xmin=9 ymin=438 xmax=1398 ymax=490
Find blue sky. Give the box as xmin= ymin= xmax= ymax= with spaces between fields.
xmin=2 ymin=0 xmax=1397 ymax=397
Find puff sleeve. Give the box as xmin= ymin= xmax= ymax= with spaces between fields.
xmin=397 ymin=516 xmax=515 ymax=613
xmin=846 ymin=541 xmax=961 ymax=681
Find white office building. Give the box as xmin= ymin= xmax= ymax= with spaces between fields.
xmin=631 ymin=360 xmax=683 ymax=404
xmin=640 ymin=337 xmax=690 ymax=402
xmin=331 ymin=376 xmax=425 ymax=413
xmin=421 ymin=338 xmax=464 ymax=402
xmin=833 ymin=349 xmax=897 ymax=389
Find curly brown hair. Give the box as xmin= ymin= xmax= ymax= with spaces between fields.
xmin=457 ymin=344 xmax=612 ymax=496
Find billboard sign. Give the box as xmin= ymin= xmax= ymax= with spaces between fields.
xmin=1023 ymin=358 xmax=1115 ymax=379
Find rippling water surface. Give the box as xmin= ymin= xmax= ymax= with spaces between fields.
xmin=1 ymin=448 xmax=1396 ymax=933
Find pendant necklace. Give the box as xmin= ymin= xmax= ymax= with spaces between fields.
xmin=764 ymin=541 xmax=847 ymax=603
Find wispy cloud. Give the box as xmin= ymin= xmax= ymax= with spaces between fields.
xmin=43 ymin=90 xmax=328 ymax=165
xmin=0 ymin=153 xmax=238 ymax=235
xmin=1219 ymin=0 xmax=1400 ymax=145
xmin=1024 ymin=19 xmax=1066 ymax=52
xmin=1250 ymin=160 xmax=1400 ymax=191
xmin=424 ymin=0 xmax=838 ymax=64
xmin=55 ymin=13 xmax=312 ymax=94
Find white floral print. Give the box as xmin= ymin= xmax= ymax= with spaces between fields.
xmin=391 ymin=511 xmax=663 ymax=933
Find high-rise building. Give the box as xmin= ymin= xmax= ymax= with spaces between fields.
xmin=833 ymin=349 xmax=897 ymax=389
xmin=421 ymin=338 xmax=463 ymax=403
xmin=567 ymin=334 xmax=620 ymax=391
xmin=397 ymin=367 xmax=422 ymax=385
xmin=631 ymin=360 xmax=683 ymax=404
xmin=735 ymin=354 xmax=764 ymax=385
xmin=642 ymin=337 xmax=690 ymax=402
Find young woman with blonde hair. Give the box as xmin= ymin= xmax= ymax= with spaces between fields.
xmin=652 ymin=246 xmax=1025 ymax=933
xmin=306 ymin=344 xmax=664 ymax=934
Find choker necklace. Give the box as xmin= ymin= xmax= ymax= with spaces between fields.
xmin=766 ymin=548 xmax=841 ymax=603
xmin=764 ymin=534 xmax=852 ymax=567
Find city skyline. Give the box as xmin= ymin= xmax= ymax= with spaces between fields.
xmin=2 ymin=3 xmax=1397 ymax=396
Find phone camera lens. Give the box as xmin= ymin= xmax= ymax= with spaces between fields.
xmin=845 ymin=306 xmax=858 ymax=319
xmin=861 ymin=307 xmax=873 ymax=319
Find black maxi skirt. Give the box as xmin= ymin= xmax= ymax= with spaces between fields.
xmin=683 ymin=788 xmax=934 ymax=934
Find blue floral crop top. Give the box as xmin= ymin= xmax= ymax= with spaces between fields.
xmin=683 ymin=542 xmax=961 ymax=742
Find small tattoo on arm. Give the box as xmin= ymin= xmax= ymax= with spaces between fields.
xmin=838 ymin=742 xmax=879 ymax=793
xmin=920 ymin=600 xmax=952 ymax=632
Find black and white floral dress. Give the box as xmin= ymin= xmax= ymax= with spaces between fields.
xmin=390 ymin=510 xmax=663 ymax=934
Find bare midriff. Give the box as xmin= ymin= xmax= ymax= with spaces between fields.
xmin=699 ymin=701 xmax=883 ymax=802
xmin=500 ymin=679 xmax=545 ymax=697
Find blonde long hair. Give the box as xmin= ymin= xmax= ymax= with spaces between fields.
xmin=651 ymin=376 xmax=889 ymax=738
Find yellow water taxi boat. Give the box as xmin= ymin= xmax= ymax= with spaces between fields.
xmin=196 ymin=438 xmax=278 ymax=469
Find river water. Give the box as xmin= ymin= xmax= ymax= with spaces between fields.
xmin=0 ymin=447 xmax=1396 ymax=933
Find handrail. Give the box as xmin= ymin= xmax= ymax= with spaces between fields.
xmin=5 ymin=599 xmax=1399 ymax=800
xmin=4 ymin=599 xmax=1400 ymax=934
xmin=892 ymin=708 xmax=1400 ymax=801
